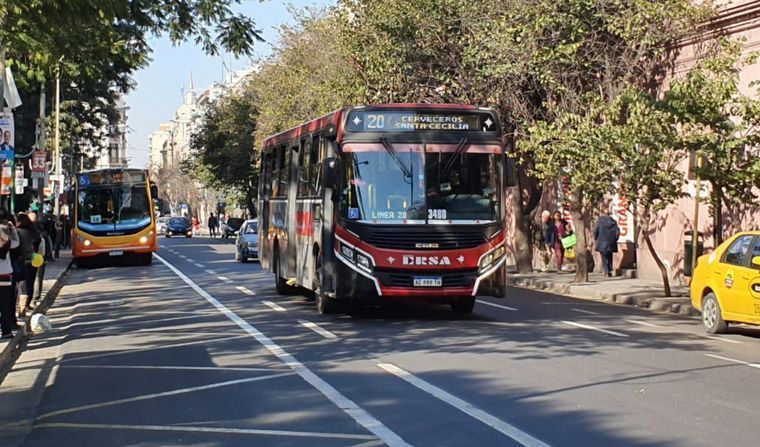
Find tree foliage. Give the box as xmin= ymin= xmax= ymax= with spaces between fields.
xmin=190 ymin=84 xmax=259 ymax=218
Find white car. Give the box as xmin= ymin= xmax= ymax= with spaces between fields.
xmin=156 ymin=216 xmax=172 ymax=235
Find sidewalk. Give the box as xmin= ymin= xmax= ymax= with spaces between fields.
xmin=507 ymin=269 xmax=699 ymax=317
xmin=0 ymin=251 xmax=72 ymax=381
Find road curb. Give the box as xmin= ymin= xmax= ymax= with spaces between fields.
xmin=506 ymin=275 xmax=700 ymax=317
xmin=0 ymin=259 xmax=72 ymax=384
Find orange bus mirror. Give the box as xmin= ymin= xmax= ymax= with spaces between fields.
xmin=752 ymin=256 xmax=760 ymax=267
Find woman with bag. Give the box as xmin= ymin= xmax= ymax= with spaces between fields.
xmin=16 ymin=214 xmax=41 ymax=316
xmin=552 ymin=211 xmax=572 ymax=272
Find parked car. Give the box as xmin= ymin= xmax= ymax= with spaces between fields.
xmin=690 ymin=231 xmax=760 ymax=333
xmin=222 ymin=217 xmax=244 ymax=239
xmin=235 ymin=219 xmax=258 ymax=262
xmin=157 ymin=216 xmax=171 ymax=235
xmin=166 ymin=216 xmax=193 ymax=238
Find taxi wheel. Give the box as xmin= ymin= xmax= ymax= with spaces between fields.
xmin=702 ymin=293 xmax=728 ymax=334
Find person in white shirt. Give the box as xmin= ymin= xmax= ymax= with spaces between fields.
xmin=0 ymin=209 xmax=21 ymax=338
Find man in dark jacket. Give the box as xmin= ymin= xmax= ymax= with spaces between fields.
xmin=594 ymin=214 xmax=621 ymax=277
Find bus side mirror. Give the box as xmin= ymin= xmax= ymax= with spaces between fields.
xmin=67 ymin=188 xmax=74 ymax=205
xmin=151 ymin=184 xmax=158 ymax=199
xmin=505 ymin=157 xmax=517 ymax=188
xmin=322 ymin=157 xmax=338 ymax=189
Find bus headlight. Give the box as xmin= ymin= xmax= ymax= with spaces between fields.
xmin=139 ymin=236 xmax=149 ymax=244
xmin=76 ymin=234 xmax=92 ymax=247
xmin=340 ymin=244 xmax=355 ymax=261
xmin=356 ymin=253 xmax=372 ymax=273
xmin=479 ymin=246 xmax=505 ymax=273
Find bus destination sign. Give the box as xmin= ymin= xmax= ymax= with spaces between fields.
xmin=346 ymin=111 xmax=496 ymax=133
xmin=78 ymin=171 xmax=146 ymax=186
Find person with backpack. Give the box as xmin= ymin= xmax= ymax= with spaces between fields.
xmin=0 ymin=209 xmax=20 ymax=338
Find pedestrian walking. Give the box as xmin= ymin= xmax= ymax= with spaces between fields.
xmin=552 ymin=211 xmax=571 ymax=272
xmin=538 ymin=210 xmax=556 ymax=271
xmin=208 ymin=213 xmax=219 ymax=238
xmin=16 ymin=213 xmax=41 ymax=315
xmin=0 ymin=209 xmax=20 ymax=339
xmin=594 ymin=212 xmax=621 ymax=277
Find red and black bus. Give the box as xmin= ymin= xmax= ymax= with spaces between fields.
xmin=259 ymin=104 xmax=512 ymax=314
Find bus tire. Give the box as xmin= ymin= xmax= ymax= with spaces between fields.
xmin=451 ymin=297 xmax=476 ymax=315
xmin=273 ymin=248 xmax=293 ymax=295
xmin=314 ymin=260 xmax=338 ymax=314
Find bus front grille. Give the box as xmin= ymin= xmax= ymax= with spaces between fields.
xmin=364 ymin=229 xmax=486 ymax=250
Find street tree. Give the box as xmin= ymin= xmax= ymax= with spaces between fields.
xmin=665 ymin=38 xmax=760 ymax=244
xmin=190 ymin=84 xmax=259 ymax=218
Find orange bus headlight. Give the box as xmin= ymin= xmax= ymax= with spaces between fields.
xmin=139 ymin=236 xmax=149 ymax=244
xmin=76 ymin=234 xmax=92 ymax=247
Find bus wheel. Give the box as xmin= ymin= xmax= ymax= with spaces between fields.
xmin=314 ymin=262 xmax=338 ymax=314
xmin=141 ymin=253 xmax=153 ymax=266
xmin=273 ymin=249 xmax=293 ymax=295
xmin=451 ymin=297 xmax=475 ymax=315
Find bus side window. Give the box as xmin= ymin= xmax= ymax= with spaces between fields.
xmin=298 ymin=138 xmax=311 ymax=198
xmin=308 ymin=136 xmax=321 ymax=196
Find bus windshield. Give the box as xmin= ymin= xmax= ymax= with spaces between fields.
xmin=341 ymin=144 xmax=501 ymax=223
xmin=78 ymin=184 xmax=152 ymax=234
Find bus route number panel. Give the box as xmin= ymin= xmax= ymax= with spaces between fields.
xmin=346 ymin=111 xmax=497 ymax=133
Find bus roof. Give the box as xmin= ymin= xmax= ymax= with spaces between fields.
xmin=76 ymin=167 xmax=148 ymax=175
xmin=261 ymin=103 xmax=491 ymax=149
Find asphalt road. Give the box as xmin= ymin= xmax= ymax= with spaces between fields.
xmin=2 ymin=236 xmax=760 ymax=447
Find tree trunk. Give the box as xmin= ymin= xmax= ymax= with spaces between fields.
xmin=512 ymin=190 xmax=533 ymax=273
xmin=640 ymin=212 xmax=672 ymax=297
xmin=712 ymin=188 xmax=723 ymax=245
xmin=569 ymin=186 xmax=589 ymax=283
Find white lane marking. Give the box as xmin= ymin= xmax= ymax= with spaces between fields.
xmin=236 ymin=285 xmax=256 ymax=296
xmin=218 ymin=276 xmax=231 ymax=281
xmin=624 ymin=319 xmax=662 ymax=328
xmin=704 ymin=353 xmax=760 ymax=369
xmin=378 ymin=363 xmax=550 ymax=447
xmin=299 ymin=320 xmax=338 ymax=339
xmin=570 ymin=308 xmax=599 ymax=315
xmin=701 ymin=335 xmax=743 ymax=345
xmin=195 ymin=263 xmax=206 ymax=268
xmin=154 ymin=254 xmax=411 ymax=447
xmin=349 ymin=440 xmax=387 ymax=447
xmin=33 ymin=423 xmax=377 ymax=441
xmin=207 ymin=269 xmax=218 ymax=275
xmin=63 ymin=365 xmax=287 ymax=372
xmin=477 ymin=300 xmax=518 ymax=311
xmin=37 ymin=372 xmax=294 ymax=420
xmin=561 ymin=321 xmax=629 ymax=338
xmin=263 ymin=300 xmax=287 ymax=312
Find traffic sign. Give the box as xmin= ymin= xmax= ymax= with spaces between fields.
xmin=32 ymin=150 xmax=47 ymax=172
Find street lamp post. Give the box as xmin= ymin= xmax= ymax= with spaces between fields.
xmin=53 ymin=63 xmax=62 ymax=218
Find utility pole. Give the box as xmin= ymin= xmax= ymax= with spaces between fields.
xmin=53 ymin=63 xmax=61 ymax=218
xmin=691 ymin=156 xmax=703 ymax=275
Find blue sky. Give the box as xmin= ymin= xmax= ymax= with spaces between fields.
xmin=125 ymin=0 xmax=334 ymax=167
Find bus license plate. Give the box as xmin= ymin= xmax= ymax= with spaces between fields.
xmin=413 ymin=276 xmax=442 ymax=287
xmin=109 ymin=250 xmax=124 ymax=256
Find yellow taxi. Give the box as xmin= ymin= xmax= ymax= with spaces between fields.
xmin=690 ymin=231 xmax=760 ymax=333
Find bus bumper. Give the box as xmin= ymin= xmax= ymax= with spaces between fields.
xmin=72 ymin=228 xmax=157 ymax=260
xmin=335 ymin=257 xmax=506 ymax=301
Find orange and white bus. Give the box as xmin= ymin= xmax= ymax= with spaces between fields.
xmin=71 ymin=168 xmax=158 ymax=266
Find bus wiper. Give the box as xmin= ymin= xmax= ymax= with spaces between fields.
xmin=380 ymin=138 xmax=413 ymax=179
xmin=441 ymin=138 xmax=468 ymax=178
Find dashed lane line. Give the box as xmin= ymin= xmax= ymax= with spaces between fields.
xmin=378 ymin=363 xmax=551 ymax=447
xmin=218 ymin=276 xmax=231 ymax=281
xmin=561 ymin=321 xmax=629 ymax=338
xmin=701 ymin=335 xmax=743 ymax=345
xmin=570 ymin=308 xmax=599 ymax=315
xmin=63 ymin=365 xmax=287 ymax=372
xmin=155 ymin=254 xmax=411 ymax=447
xmin=195 ymin=263 xmax=206 ymax=268
xmin=33 ymin=423 xmax=377 ymax=441
xmin=299 ymin=320 xmax=338 ymax=339
xmin=623 ymin=319 xmax=662 ymax=328
xmin=37 ymin=372 xmax=295 ymax=420
xmin=476 ymin=300 xmax=518 ymax=311
xmin=705 ymin=353 xmax=760 ymax=369
xmin=263 ymin=301 xmax=287 ymax=312
xmin=236 ymin=286 xmax=256 ymax=296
